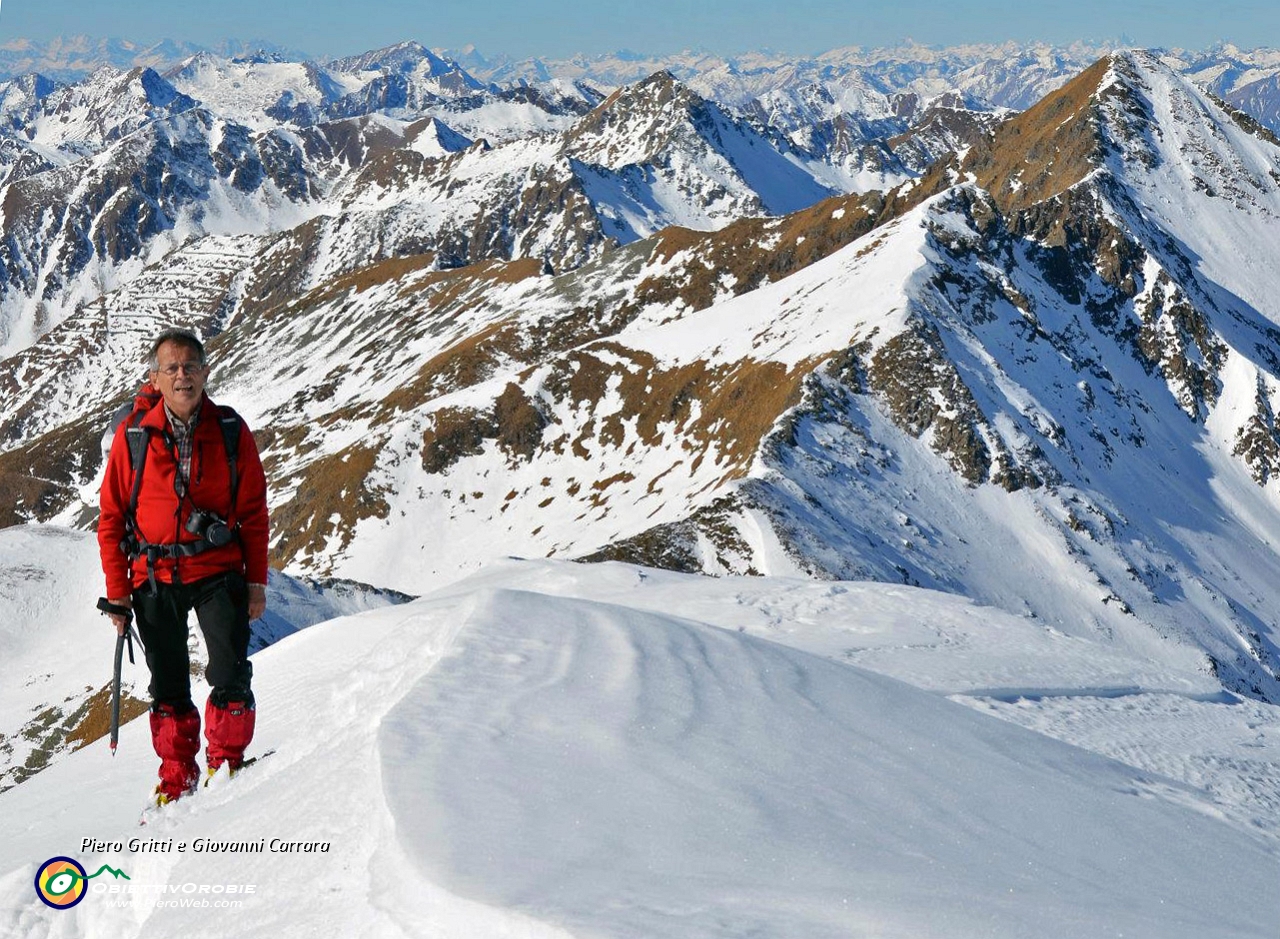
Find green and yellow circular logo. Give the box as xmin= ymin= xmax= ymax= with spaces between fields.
xmin=34 ymin=857 xmax=88 ymax=909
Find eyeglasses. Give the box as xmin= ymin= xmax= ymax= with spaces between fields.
xmin=154 ymin=361 xmax=207 ymax=376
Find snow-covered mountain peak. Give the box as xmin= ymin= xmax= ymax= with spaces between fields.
xmin=0 ymin=71 xmax=57 ymax=117
xmin=166 ymin=54 xmax=377 ymax=130
xmin=69 ymin=63 xmax=179 ymax=104
xmin=322 ymin=40 xmax=486 ymax=99
xmin=565 ymin=69 xmax=702 ymax=162
xmin=1098 ymin=49 xmax=1280 ymax=175
xmin=1123 ymin=64 xmax=1280 ymax=325
xmin=406 ymin=115 xmax=473 ymax=157
xmin=134 ymin=65 xmax=185 ymax=108
xmin=21 ymin=64 xmax=197 ymax=158
xmin=933 ymin=48 xmax=1280 ymax=238
xmin=329 ymin=40 xmax=435 ymax=74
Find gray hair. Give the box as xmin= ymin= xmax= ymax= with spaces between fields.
xmin=147 ymin=328 xmax=207 ymax=371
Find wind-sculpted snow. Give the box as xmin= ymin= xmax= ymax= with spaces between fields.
xmin=383 ymin=584 xmax=1274 ymax=939
xmin=2 ymin=559 xmax=1277 ymax=938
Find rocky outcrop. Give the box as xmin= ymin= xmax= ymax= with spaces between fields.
xmin=1234 ymin=377 xmax=1280 ymax=484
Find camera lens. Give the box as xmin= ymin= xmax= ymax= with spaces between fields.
xmin=206 ymin=521 xmax=233 ymax=547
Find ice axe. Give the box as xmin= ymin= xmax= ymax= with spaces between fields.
xmin=96 ymin=598 xmax=138 ymax=756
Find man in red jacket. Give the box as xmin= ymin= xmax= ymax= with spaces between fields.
xmin=99 ymin=328 xmax=269 ymax=804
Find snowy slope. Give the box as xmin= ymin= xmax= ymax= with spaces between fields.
xmin=0 ymin=558 xmax=1276 ymax=938
xmin=24 ymin=66 xmax=197 ymax=159
xmin=0 ymin=526 xmax=407 ymax=793
xmin=164 ymin=54 xmax=372 ymax=131
xmin=1101 ymin=52 xmax=1280 ymax=325
xmin=0 ymin=101 xmax=324 ymax=359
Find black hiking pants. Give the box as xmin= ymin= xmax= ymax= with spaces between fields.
xmin=133 ymin=570 xmax=253 ymax=710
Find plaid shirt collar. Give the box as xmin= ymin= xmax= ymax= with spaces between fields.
xmin=163 ymin=402 xmax=199 ymax=481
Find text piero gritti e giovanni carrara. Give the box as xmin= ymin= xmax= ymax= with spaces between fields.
xmin=81 ymin=837 xmax=332 ymax=854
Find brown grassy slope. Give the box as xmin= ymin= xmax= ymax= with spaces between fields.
xmin=961 ymin=57 xmax=1113 ymax=214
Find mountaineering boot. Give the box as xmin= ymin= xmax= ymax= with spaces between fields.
xmin=150 ymin=702 xmax=200 ymax=803
xmin=205 ymin=690 xmax=255 ymax=774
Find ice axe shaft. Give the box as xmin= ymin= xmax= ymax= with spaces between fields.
xmin=97 ymin=598 xmax=135 ymax=755
xmin=110 ymin=633 xmax=124 ymax=754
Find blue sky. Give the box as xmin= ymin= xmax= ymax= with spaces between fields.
xmin=0 ymin=0 xmax=1273 ymax=60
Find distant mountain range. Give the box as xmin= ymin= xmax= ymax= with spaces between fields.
xmin=6 ymin=36 xmax=1280 ymax=117
xmin=0 ymin=36 xmax=309 ymax=82
xmin=2 ymin=39 xmax=1280 ymax=713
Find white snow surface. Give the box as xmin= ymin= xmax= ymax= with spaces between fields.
xmin=0 ymin=526 xmax=405 ymax=792
xmin=1104 ymin=52 xmax=1280 ymax=327
xmin=2 ymin=543 xmax=1277 ymax=938
xmin=165 ymin=55 xmax=369 ymax=131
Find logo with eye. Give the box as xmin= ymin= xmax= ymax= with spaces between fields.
xmin=35 ymin=857 xmax=88 ymax=909
xmin=34 ymin=857 xmax=130 ymax=909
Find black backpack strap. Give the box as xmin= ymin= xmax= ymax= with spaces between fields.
xmin=122 ymin=417 xmax=150 ymax=553
xmin=216 ymin=405 xmax=243 ymax=515
xmin=120 ymin=415 xmax=157 ymax=590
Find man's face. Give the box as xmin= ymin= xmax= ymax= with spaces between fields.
xmin=150 ymin=340 xmax=208 ymax=419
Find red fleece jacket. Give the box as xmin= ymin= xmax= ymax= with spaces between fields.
xmin=98 ymin=386 xmax=270 ymax=598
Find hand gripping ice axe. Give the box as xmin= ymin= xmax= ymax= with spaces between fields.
xmin=96 ymin=598 xmax=138 ymax=755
